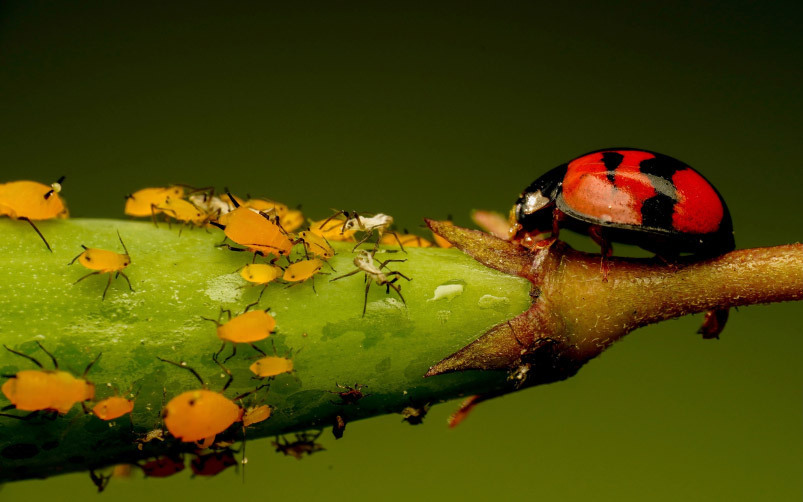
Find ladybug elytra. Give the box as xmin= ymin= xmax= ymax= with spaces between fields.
xmin=511 ymin=147 xmax=735 ymax=338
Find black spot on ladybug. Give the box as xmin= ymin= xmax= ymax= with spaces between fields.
xmin=2 ymin=443 xmax=39 ymax=459
xmin=641 ymin=194 xmax=675 ymax=229
xmin=601 ymin=151 xmax=624 ymax=184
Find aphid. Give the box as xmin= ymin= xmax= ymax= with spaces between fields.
xmin=202 ymin=308 xmax=276 ymax=362
xmin=69 ymin=231 xmax=134 ymax=300
xmin=239 ymin=263 xmax=284 ymax=306
xmin=215 ymin=199 xmax=293 ymax=258
xmin=1 ymin=342 xmax=100 ymax=417
xmin=242 ymin=404 xmax=272 ymax=427
xmin=281 ymin=209 xmax=305 ymax=232
xmin=510 ymin=147 xmax=735 ymax=337
xmin=189 ymin=191 xmax=243 ymax=221
xmin=157 ymin=196 xmax=208 ymax=233
xmin=138 ymin=454 xmax=185 ymax=478
xmin=0 ymin=176 xmax=68 ymax=252
xmin=296 ymin=230 xmax=335 ymax=259
xmin=308 ymin=216 xmax=357 ymax=241
xmin=124 ymin=186 xmax=184 ymax=218
xmin=136 ymin=428 xmax=166 ymax=450
xmin=400 ymin=404 xmax=430 ymax=425
xmin=330 ymin=249 xmax=411 ymax=316
xmin=332 ymin=415 xmax=346 ymax=439
xmin=329 ymin=382 xmax=369 ymax=405
xmin=283 ymin=258 xmax=324 ymax=292
xmin=190 ymin=449 xmax=238 ymax=477
xmin=272 ymin=431 xmax=325 ymax=460
xmin=158 ymin=358 xmax=245 ymax=444
xmin=324 ymin=210 xmax=395 ymax=250
xmin=91 ymin=384 xmax=137 ymax=421
xmin=249 ymin=355 xmax=293 ymax=379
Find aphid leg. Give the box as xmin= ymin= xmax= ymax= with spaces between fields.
xmin=74 ymin=270 xmax=101 ymax=284
xmin=213 ymin=341 xmax=228 ymax=362
xmin=157 ymin=358 xmax=207 ymax=388
xmin=388 ymin=231 xmax=407 ymax=254
xmin=233 ymin=383 xmax=269 ymax=401
xmin=362 ymin=277 xmax=373 ymax=317
xmin=351 ymin=231 xmax=375 ymax=253
xmin=311 ymin=275 xmax=317 ymax=294
xmin=385 ymin=270 xmax=412 ymax=282
xmin=149 ymin=204 xmax=160 ymax=228
xmin=0 ymin=410 xmax=40 ymax=421
xmin=249 ymin=343 xmax=266 ymax=356
xmin=19 ymin=217 xmax=52 ymax=252
xmin=223 ymin=345 xmax=237 ymax=364
xmin=3 ymin=345 xmax=44 ymax=368
xmin=118 ymin=271 xmax=135 ymax=293
xmin=102 ymin=273 xmax=114 ymax=300
xmin=214 ymin=358 xmax=234 ymax=392
xmin=385 ymin=278 xmax=405 ymax=305
xmin=588 ymin=225 xmax=613 ymax=282
xmin=35 ymin=341 xmax=59 ymax=369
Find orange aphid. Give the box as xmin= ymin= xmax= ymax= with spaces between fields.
xmin=124 ymin=186 xmax=184 ymax=217
xmin=163 ymin=389 xmax=243 ymax=443
xmin=215 ymin=310 xmax=276 ymax=344
xmin=1 ymin=342 xmax=99 ymax=415
xmin=249 ymin=356 xmax=294 ymax=378
xmin=283 ymin=259 xmax=323 ymax=283
xmin=221 ymin=206 xmax=293 ymax=257
xmin=158 ymin=197 xmax=208 ymax=227
xmin=92 ymin=396 xmax=135 ymax=421
xmin=69 ymin=231 xmax=134 ymax=300
xmin=297 ymin=231 xmax=335 ymax=259
xmin=308 ymin=217 xmax=357 ymax=241
xmin=242 ymin=404 xmax=272 ymax=427
xmin=158 ymin=359 xmax=245 ymax=444
xmin=0 ymin=177 xmax=68 ymax=251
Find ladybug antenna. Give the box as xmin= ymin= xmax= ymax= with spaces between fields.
xmin=35 ymin=341 xmax=59 ymax=369
xmin=157 ymin=358 xmax=207 ymax=388
xmin=3 ymin=344 xmax=44 ymax=369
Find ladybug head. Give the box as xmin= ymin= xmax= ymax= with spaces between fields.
xmin=513 ymin=164 xmax=566 ymax=231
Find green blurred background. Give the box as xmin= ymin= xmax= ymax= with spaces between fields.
xmin=1 ymin=1 xmax=801 ymax=500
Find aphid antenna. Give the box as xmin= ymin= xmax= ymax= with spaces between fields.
xmin=157 ymin=357 xmax=207 ymax=389
xmin=67 ymin=246 xmax=89 ymax=266
xmin=3 ymin=344 xmax=44 ymax=369
xmin=35 ymin=341 xmax=59 ymax=369
xmin=233 ymin=382 xmax=270 ymax=402
xmin=82 ymin=352 xmax=103 ymax=377
xmin=19 ymin=217 xmax=53 ymax=252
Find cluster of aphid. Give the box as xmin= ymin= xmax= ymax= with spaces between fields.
xmin=0 ymin=178 xmax=449 ymax=487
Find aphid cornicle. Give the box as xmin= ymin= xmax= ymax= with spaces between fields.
xmin=511 ymin=148 xmax=735 ymax=338
xmin=69 ymin=231 xmax=134 ymax=300
xmin=1 ymin=342 xmax=100 ymax=417
xmin=0 ymin=176 xmax=68 ymax=252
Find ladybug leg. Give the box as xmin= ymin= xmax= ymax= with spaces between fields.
xmin=588 ymin=225 xmax=613 ymax=282
xmin=698 ymin=308 xmax=729 ymax=339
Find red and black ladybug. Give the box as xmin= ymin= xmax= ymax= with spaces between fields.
xmin=510 ymin=147 xmax=735 ymax=338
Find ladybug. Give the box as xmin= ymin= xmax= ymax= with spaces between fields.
xmin=510 ymin=147 xmax=735 ymax=338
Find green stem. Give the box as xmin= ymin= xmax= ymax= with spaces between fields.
xmin=0 ymin=219 xmax=530 ymax=481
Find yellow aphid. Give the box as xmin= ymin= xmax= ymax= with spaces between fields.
xmin=92 ymin=396 xmax=135 ymax=421
xmin=283 ymin=259 xmax=323 ymax=283
xmin=249 ymin=356 xmax=294 ymax=378
xmin=308 ymin=217 xmax=357 ymax=241
xmin=240 ymin=264 xmax=283 ymax=285
xmin=0 ymin=177 xmax=68 ymax=251
xmin=242 ymin=404 xmax=272 ymax=427
xmin=163 ymin=389 xmax=243 ymax=443
xmin=380 ymin=233 xmax=433 ymax=248
xmin=297 ymin=231 xmax=335 ymax=259
xmin=69 ymin=231 xmax=134 ymax=300
xmin=124 ymin=186 xmax=184 ymax=217
xmin=222 ymin=206 xmax=293 ymax=257
xmin=158 ymin=197 xmax=207 ymax=226
xmin=280 ymin=209 xmax=305 ymax=232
